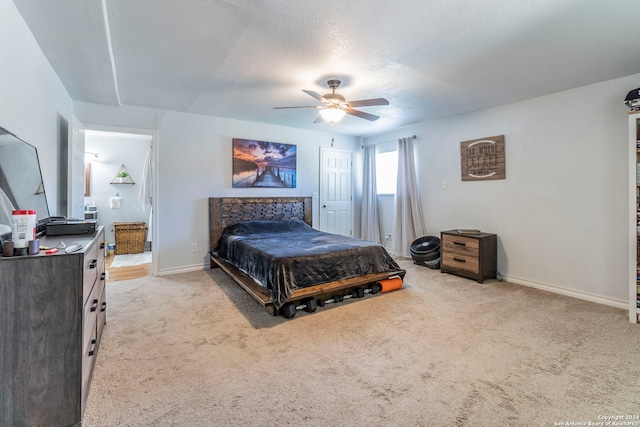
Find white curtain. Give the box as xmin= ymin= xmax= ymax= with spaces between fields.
xmin=391 ymin=137 xmax=426 ymax=257
xmin=138 ymin=148 xmax=153 ymax=212
xmin=360 ymin=145 xmax=381 ymax=243
xmin=138 ymin=147 xmax=153 ymax=242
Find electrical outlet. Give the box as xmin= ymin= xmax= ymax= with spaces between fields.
xmin=191 ymin=243 xmax=198 ymax=252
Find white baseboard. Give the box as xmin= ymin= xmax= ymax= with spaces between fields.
xmin=157 ymin=263 xmax=208 ymax=276
xmin=502 ymin=274 xmax=627 ymax=310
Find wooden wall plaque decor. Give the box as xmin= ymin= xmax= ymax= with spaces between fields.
xmin=461 ymin=135 xmax=505 ymax=181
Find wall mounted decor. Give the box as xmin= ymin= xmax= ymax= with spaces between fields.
xmin=461 ymin=135 xmax=505 ymax=181
xmin=232 ymin=138 xmax=297 ymax=188
xmin=111 ymin=164 xmax=135 ymax=184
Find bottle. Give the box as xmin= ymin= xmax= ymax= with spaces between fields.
xmin=11 ymin=210 xmax=36 ymax=249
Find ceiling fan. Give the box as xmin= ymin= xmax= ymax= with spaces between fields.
xmin=274 ymin=79 xmax=389 ymax=123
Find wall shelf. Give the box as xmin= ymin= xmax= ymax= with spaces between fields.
xmin=110 ymin=164 xmax=135 ymax=185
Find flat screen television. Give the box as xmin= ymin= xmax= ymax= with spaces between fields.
xmin=0 ymin=126 xmax=51 ymax=240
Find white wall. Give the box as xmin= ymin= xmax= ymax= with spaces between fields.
xmin=73 ymin=102 xmax=359 ymax=274
xmin=365 ymin=74 xmax=640 ymax=307
xmin=0 ymin=0 xmax=73 ymax=216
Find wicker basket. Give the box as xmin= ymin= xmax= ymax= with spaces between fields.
xmin=114 ymin=222 xmax=147 ymax=254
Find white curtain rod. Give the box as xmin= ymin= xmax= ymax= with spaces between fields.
xmin=362 ymin=134 xmax=416 ymax=148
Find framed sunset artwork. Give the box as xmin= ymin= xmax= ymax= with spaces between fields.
xmin=232 ymin=138 xmax=297 ymax=188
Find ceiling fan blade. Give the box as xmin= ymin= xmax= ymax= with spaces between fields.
xmin=302 ymin=90 xmax=329 ymax=104
xmin=274 ymin=106 xmax=320 ymax=109
xmin=347 ymin=98 xmax=389 ymax=108
xmin=346 ymin=108 xmax=380 ymax=121
xmin=313 ymin=115 xmax=325 ymax=123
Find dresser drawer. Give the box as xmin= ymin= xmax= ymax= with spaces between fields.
xmin=82 ymin=278 xmax=100 ymax=355
xmin=97 ymin=284 xmax=107 ymax=340
xmin=97 ymin=243 xmax=105 ymax=272
xmin=81 ymin=319 xmax=98 ymax=411
xmin=82 ymin=239 xmax=100 ymax=303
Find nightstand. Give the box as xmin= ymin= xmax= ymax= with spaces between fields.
xmin=440 ymin=230 xmax=497 ymax=283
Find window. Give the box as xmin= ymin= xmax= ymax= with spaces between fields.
xmin=376 ymin=149 xmax=397 ymax=195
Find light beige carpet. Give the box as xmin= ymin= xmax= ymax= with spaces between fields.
xmin=83 ymin=259 xmax=640 ymax=426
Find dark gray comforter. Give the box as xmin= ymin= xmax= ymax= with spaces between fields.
xmin=211 ymin=220 xmax=401 ymax=308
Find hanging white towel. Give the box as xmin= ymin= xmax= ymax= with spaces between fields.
xmin=110 ymin=194 xmax=122 ymax=209
xmin=138 ymin=148 xmax=153 ymax=212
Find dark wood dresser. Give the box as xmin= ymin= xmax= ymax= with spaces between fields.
xmin=0 ymin=226 xmax=106 ymax=426
xmin=440 ymin=229 xmax=497 ymax=283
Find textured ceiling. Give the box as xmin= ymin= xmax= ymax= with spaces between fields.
xmin=12 ymin=0 xmax=640 ymax=136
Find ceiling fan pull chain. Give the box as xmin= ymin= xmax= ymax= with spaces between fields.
xmin=331 ymin=123 xmax=335 ymax=147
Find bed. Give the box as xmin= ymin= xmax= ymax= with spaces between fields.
xmin=209 ymin=197 xmax=405 ymax=318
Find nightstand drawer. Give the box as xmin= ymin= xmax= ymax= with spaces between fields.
xmin=442 ymin=252 xmax=479 ymax=274
xmin=442 ymin=234 xmax=479 ymax=257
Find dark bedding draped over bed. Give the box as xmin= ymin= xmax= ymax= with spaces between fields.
xmin=211 ymin=220 xmax=401 ymax=308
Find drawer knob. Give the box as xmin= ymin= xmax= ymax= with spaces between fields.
xmin=453 ymin=257 xmax=466 ymax=263
xmin=453 ymin=241 xmax=466 ymax=246
xmin=90 ymin=299 xmax=99 ymax=312
xmin=89 ymin=259 xmax=98 ymax=269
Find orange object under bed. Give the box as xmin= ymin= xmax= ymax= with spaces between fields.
xmin=377 ymin=276 xmax=404 ymax=292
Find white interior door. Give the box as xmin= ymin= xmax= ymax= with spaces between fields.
xmin=68 ymin=115 xmax=85 ymax=220
xmin=319 ymin=147 xmax=352 ymax=236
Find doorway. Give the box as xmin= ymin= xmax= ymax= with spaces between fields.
xmin=83 ymin=128 xmax=157 ymax=278
xmin=319 ymin=147 xmax=353 ymax=236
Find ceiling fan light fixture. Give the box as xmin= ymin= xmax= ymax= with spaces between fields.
xmin=319 ymin=106 xmax=346 ymax=122
xmin=274 ymin=79 xmax=388 ymax=123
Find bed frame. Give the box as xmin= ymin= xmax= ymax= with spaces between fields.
xmin=209 ymin=196 xmax=405 ymax=317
